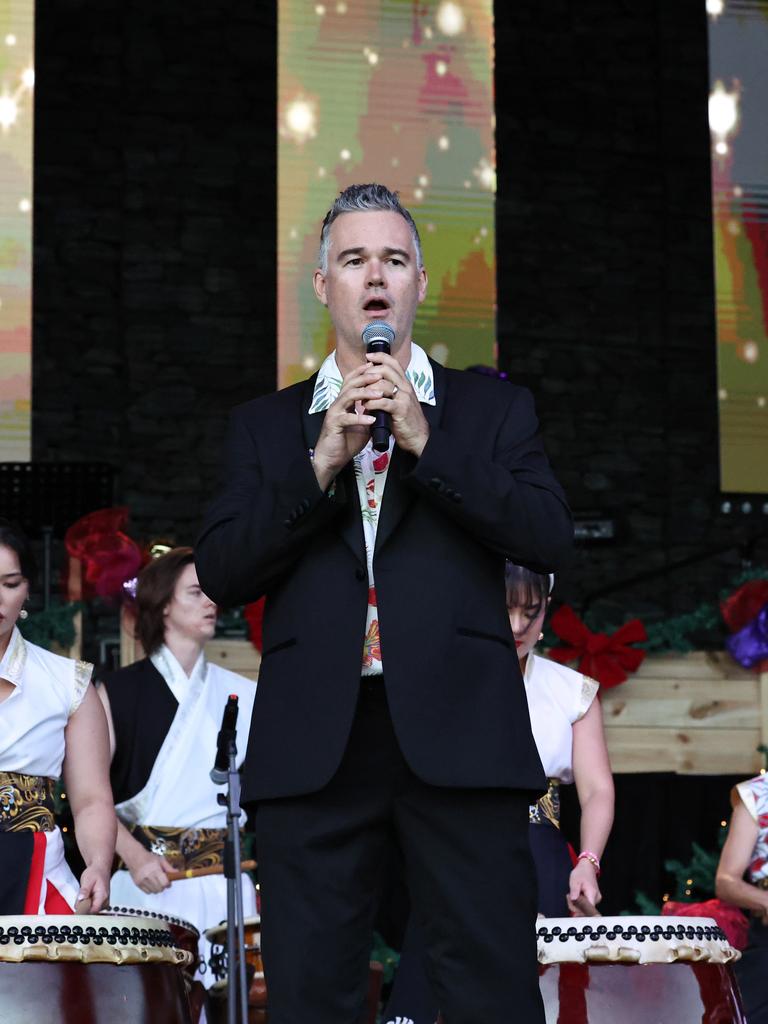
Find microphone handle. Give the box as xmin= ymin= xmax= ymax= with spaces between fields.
xmin=371 ymin=412 xmax=391 ymax=453
xmin=366 ymin=338 xmax=391 ymax=452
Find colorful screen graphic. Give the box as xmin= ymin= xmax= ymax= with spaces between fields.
xmin=278 ymin=0 xmax=495 ymax=388
xmin=708 ymin=0 xmax=768 ymax=493
xmin=0 ymin=1 xmax=33 ymax=461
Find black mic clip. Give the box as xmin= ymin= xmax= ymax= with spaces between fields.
xmin=210 ymin=693 xmax=239 ymax=785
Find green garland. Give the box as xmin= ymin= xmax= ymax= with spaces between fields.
xmin=18 ymin=602 xmax=81 ymax=652
xmin=626 ymin=825 xmax=728 ymax=915
xmin=544 ymin=566 xmax=768 ymax=656
xmin=370 ymin=930 xmax=400 ymax=986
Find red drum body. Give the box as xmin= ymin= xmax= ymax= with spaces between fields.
xmin=537 ymin=916 xmax=746 ymax=1024
xmin=0 ymin=914 xmax=194 ymax=1024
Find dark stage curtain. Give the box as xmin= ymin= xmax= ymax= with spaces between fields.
xmin=560 ymin=773 xmax=743 ymax=914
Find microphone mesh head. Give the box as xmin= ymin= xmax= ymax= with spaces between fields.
xmin=362 ymin=321 xmax=395 ymax=348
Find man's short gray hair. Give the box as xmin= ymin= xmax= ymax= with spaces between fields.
xmin=318 ymin=183 xmax=423 ymax=273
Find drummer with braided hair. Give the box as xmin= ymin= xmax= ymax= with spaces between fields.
xmin=96 ymin=546 xmax=257 ymax=984
xmin=0 ymin=518 xmax=115 ymax=915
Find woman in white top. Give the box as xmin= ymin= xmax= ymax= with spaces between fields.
xmin=380 ymin=563 xmax=615 ymax=1024
xmin=506 ymin=562 xmax=614 ymax=914
xmin=97 ymin=547 xmax=257 ymax=984
xmin=0 ymin=518 xmax=115 ymax=914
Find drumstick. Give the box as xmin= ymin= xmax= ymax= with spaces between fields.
xmin=567 ymin=894 xmax=601 ymax=917
xmin=166 ymin=859 xmax=257 ymax=882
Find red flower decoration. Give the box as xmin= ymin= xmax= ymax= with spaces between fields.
xmin=244 ymin=597 xmax=266 ymax=653
xmin=64 ymin=507 xmax=143 ymax=599
xmin=548 ymin=605 xmax=647 ymax=688
xmin=721 ymin=579 xmax=768 ymax=633
xmin=662 ymin=898 xmax=749 ymax=951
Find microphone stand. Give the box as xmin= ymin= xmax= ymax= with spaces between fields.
xmin=217 ymin=736 xmax=249 ymax=1024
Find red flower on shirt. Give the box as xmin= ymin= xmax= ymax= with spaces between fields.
xmin=362 ymin=618 xmax=381 ymax=667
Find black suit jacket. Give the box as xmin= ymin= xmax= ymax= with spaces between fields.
xmin=196 ymin=360 xmax=572 ymax=802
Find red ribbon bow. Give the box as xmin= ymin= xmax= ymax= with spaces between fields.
xmin=548 ymin=605 xmax=647 ymax=689
xmin=721 ymin=579 xmax=768 ymax=633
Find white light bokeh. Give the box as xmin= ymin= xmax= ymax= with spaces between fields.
xmin=436 ymin=1 xmax=466 ymax=36
xmin=21 ymin=67 xmax=34 ymax=89
xmin=708 ymin=81 xmax=739 ymax=141
xmin=0 ymin=94 xmax=18 ymax=130
xmin=473 ymin=158 xmax=496 ymax=191
xmin=741 ymin=341 xmax=759 ymax=364
xmin=283 ymin=98 xmax=317 ymax=143
xmin=18 ymin=197 xmax=31 ymax=213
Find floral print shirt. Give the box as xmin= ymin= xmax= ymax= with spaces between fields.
xmin=309 ymin=343 xmax=436 ymax=674
xmin=734 ymin=773 xmax=768 ymax=884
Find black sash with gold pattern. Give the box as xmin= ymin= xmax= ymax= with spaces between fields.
xmin=121 ymin=826 xmax=227 ymax=872
xmin=529 ymin=778 xmax=561 ymax=829
xmin=0 ymin=772 xmax=56 ymax=833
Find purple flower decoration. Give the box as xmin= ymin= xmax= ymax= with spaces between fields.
xmin=726 ymin=603 xmax=768 ymax=669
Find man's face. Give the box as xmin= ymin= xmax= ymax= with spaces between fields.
xmin=313 ymin=210 xmax=427 ymax=354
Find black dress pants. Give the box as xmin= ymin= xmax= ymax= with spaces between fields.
xmin=254 ymin=679 xmax=544 ymax=1024
xmin=383 ymin=821 xmax=573 ymax=1023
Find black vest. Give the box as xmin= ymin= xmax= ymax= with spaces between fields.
xmin=101 ymin=658 xmax=178 ymax=805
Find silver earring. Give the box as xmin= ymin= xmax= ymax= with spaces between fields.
xmin=19 ymin=608 xmax=28 ymax=621
xmin=538 ymin=631 xmax=544 ymax=641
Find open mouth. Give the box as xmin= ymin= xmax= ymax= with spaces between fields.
xmin=363 ymin=298 xmax=390 ymax=314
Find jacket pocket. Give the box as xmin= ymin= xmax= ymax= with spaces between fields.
xmin=261 ymin=637 xmax=297 ymax=659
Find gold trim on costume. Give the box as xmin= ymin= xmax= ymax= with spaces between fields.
xmin=70 ymin=659 xmax=94 ymax=716
xmin=0 ymin=772 xmax=56 ymax=832
xmin=529 ymin=779 xmax=561 ymax=828
xmin=574 ymin=675 xmax=600 ymax=722
xmin=121 ymin=825 xmax=227 ymax=872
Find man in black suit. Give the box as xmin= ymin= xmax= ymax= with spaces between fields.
xmin=196 ymin=183 xmax=572 ymax=1023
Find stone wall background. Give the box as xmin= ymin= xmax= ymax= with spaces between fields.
xmin=32 ymin=0 xmax=765 ymax=622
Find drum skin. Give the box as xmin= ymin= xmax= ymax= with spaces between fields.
xmin=101 ymin=906 xmax=201 ymax=983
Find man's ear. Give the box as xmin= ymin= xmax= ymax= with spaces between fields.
xmin=417 ymin=266 xmax=428 ymax=304
xmin=313 ymin=268 xmax=328 ymax=306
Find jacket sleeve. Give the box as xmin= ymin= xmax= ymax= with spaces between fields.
xmin=405 ymin=386 xmax=572 ymax=572
xmin=195 ymin=404 xmax=350 ymax=606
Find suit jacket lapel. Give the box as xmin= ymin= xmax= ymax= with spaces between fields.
xmin=374 ymin=359 xmax=446 ymax=559
xmin=301 ymin=374 xmax=366 ymax=569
